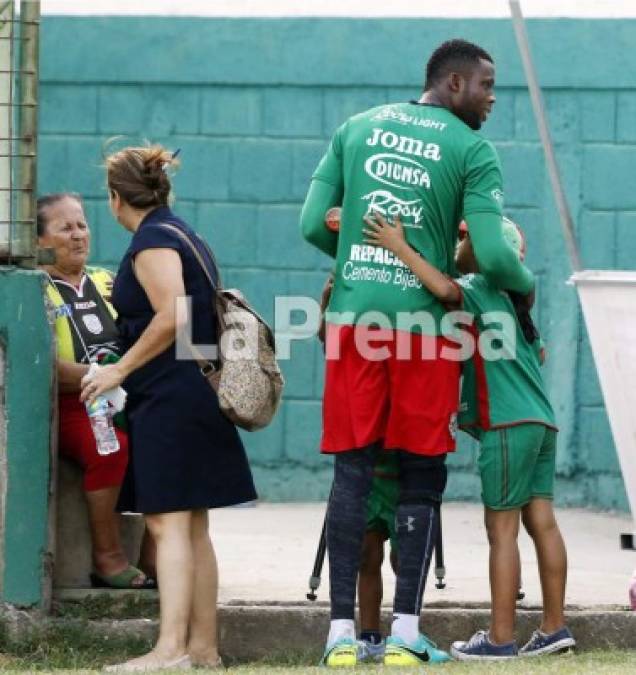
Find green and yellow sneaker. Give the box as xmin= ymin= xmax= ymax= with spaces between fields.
xmin=321 ymin=637 xmax=359 ymax=667
xmin=384 ymin=633 xmax=451 ymax=666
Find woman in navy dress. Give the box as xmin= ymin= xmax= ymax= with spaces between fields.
xmin=82 ymin=144 xmax=256 ymax=671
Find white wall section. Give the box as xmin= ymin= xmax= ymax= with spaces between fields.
xmin=40 ymin=1 xmax=636 ymax=19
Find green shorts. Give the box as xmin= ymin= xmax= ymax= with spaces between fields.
xmin=478 ymin=424 xmax=556 ymax=511
xmin=366 ymin=474 xmax=399 ymax=550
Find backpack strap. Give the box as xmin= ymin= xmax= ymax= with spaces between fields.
xmin=156 ymin=222 xmax=222 ymax=291
xmin=147 ymin=223 xmax=224 ymax=375
xmin=155 ymin=223 xmax=276 ymax=349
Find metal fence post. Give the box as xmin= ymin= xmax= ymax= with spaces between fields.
xmin=15 ymin=0 xmax=38 ymax=266
xmin=0 ymin=0 xmax=39 ymax=267
xmin=0 ymin=1 xmax=14 ymax=259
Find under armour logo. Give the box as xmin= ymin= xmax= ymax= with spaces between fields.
xmin=396 ymin=516 xmax=416 ymax=532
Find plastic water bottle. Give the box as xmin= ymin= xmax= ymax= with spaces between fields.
xmin=86 ymin=395 xmax=120 ymax=456
xmin=630 ymin=569 xmax=636 ymax=611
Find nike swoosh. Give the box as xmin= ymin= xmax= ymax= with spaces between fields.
xmin=391 ymin=646 xmax=431 ymax=662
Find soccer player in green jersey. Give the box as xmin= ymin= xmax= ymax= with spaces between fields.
xmin=301 ymin=39 xmax=535 ymax=667
xmin=365 ymin=212 xmax=575 ymax=661
xmin=319 ymin=273 xmax=399 ymax=664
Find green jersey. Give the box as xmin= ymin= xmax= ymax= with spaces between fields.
xmin=457 ymin=273 xmax=557 ymax=434
xmin=313 ymin=102 xmax=504 ymax=334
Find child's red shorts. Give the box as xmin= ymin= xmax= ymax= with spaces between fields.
xmin=321 ymin=324 xmax=460 ymax=456
xmin=58 ymin=393 xmax=129 ymax=492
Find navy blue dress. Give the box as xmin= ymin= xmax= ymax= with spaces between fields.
xmin=112 ymin=206 xmax=257 ymax=514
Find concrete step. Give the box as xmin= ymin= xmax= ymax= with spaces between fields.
xmin=5 ymin=601 xmax=636 ymax=661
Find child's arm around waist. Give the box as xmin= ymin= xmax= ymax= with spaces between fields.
xmin=363 ymin=213 xmax=461 ymax=306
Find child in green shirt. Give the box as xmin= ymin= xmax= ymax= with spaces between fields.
xmin=364 ymin=212 xmax=575 ymax=661
xmin=357 ymin=450 xmax=399 ymax=662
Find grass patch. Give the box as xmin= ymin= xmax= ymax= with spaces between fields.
xmin=0 ymin=620 xmax=153 ymax=671
xmin=0 ymin=636 xmax=635 ymax=673
xmin=228 ymin=653 xmax=636 ymax=673
xmin=0 ymin=616 xmax=634 ymax=672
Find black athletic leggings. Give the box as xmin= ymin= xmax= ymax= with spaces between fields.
xmin=326 ymin=445 xmax=447 ymax=619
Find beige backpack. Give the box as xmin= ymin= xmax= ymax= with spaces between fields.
xmin=158 ymin=223 xmax=284 ymax=431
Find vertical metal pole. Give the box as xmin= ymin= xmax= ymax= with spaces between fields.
xmin=508 ymin=0 xmax=582 ymax=272
xmin=15 ymin=0 xmax=39 ymax=267
xmin=0 ymin=2 xmax=13 ymax=260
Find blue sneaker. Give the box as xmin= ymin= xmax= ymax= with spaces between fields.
xmin=357 ymin=638 xmax=385 ymax=663
xmin=519 ymin=627 xmax=576 ymax=657
xmin=384 ymin=633 xmax=451 ymax=666
xmin=320 ymin=637 xmax=358 ymax=667
xmin=451 ymin=630 xmax=518 ymax=661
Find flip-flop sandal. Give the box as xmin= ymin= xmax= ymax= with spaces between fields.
xmin=90 ymin=565 xmax=158 ymax=590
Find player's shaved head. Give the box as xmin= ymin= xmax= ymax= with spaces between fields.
xmin=425 ymin=39 xmax=493 ymax=91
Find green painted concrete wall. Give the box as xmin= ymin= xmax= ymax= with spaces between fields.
xmin=37 ymin=17 xmax=636 ymax=509
xmin=0 ymin=270 xmax=53 ymax=605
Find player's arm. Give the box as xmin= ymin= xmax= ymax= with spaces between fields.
xmin=363 ymin=213 xmax=461 ymax=305
xmin=300 ymin=124 xmax=346 ymax=258
xmin=463 ymin=140 xmax=534 ymax=294
xmin=300 ymin=179 xmax=341 ymax=258
xmin=467 ymin=212 xmax=534 ymax=294
xmin=317 ymin=272 xmax=334 ymax=344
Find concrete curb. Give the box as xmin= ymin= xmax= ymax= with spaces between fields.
xmin=3 ymin=603 xmax=636 ymax=660
xmin=214 ymin=606 xmax=636 ymax=656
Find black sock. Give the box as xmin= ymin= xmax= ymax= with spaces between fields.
xmin=327 ymin=444 xmax=377 ymax=619
xmin=393 ymin=502 xmax=438 ymax=615
xmin=392 ymin=451 xmax=447 ymax=616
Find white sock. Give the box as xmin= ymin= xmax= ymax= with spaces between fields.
xmin=391 ymin=613 xmax=420 ymax=644
xmin=327 ymin=619 xmax=356 ymax=646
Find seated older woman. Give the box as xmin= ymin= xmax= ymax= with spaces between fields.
xmin=38 ymin=192 xmax=155 ymax=589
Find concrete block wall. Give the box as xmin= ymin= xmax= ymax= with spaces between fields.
xmin=37 ymin=17 xmax=636 ymax=508
xmin=0 ymin=343 xmax=5 ymax=595
xmin=54 ymin=460 xmax=145 ymax=589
